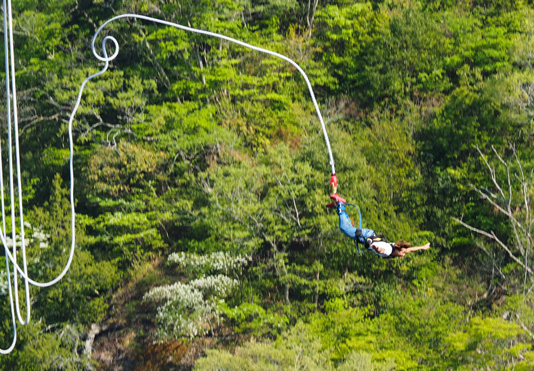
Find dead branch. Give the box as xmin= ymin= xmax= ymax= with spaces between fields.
xmin=516 ymin=314 xmax=534 ymax=341
xmin=452 ymin=217 xmax=533 ymax=275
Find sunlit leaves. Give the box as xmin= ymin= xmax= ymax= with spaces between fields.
xmin=87 ymin=141 xmax=166 ymax=198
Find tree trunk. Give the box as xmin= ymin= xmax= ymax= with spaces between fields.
xmin=306 ymin=0 xmax=319 ymax=38
xmin=84 ymin=323 xmax=101 ymax=356
xmin=285 ymin=282 xmax=290 ymax=306
xmin=314 ymin=270 xmax=320 ymax=308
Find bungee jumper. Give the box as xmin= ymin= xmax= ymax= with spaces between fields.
xmin=326 ymin=175 xmax=430 ymax=258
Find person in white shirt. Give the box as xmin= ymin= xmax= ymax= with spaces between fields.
xmin=327 ymin=193 xmax=431 ymax=258
xmin=369 ymin=240 xmax=430 ymax=258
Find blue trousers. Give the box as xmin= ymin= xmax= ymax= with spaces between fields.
xmin=337 ymin=204 xmax=374 ymax=242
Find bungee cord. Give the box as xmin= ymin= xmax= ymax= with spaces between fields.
xmin=0 ymin=10 xmax=337 ymax=353
xmin=1 ymin=0 xmax=15 ymax=352
xmin=91 ymin=14 xmax=337 ymax=175
xmin=6 ymin=0 xmax=30 ymax=327
xmin=1 ymin=0 xmax=28 ymax=353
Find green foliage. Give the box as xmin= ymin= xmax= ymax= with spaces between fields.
xmin=28 ymin=174 xmax=120 ymax=325
xmin=316 ymin=2 xmax=451 ymax=106
xmin=444 ymin=316 xmax=527 ymax=369
xmin=442 ymin=11 xmax=515 ymax=80
xmin=194 ymin=322 xmax=333 ymax=370
xmin=0 ymin=321 xmax=94 ymax=370
xmin=144 ymin=251 xmax=250 ymax=340
xmin=87 ymin=141 xmax=166 ymax=198
xmin=197 ymin=142 xmax=325 ymax=255
xmin=35 ymin=249 xmax=120 ymax=325
xmin=200 ymin=287 xmax=532 ymax=370
xmin=219 ymin=302 xmax=288 ymax=337
xmin=5 ymin=0 xmax=534 ymax=368
xmin=361 ymin=104 xmax=422 ymax=209
xmin=314 ymin=2 xmax=382 ymax=99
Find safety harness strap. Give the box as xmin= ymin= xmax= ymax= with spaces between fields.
xmin=345 ymin=203 xmax=363 ymax=253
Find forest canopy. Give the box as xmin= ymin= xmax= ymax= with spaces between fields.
xmin=0 ymin=0 xmax=533 ymax=369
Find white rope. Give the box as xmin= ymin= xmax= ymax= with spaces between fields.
xmin=91 ymin=14 xmax=336 ymax=175
xmin=0 ymin=1 xmax=110 ymax=354
xmin=0 ymin=0 xmax=18 ymax=354
xmin=0 ymin=11 xmax=336 ymax=353
xmin=0 ymin=51 xmax=112 ymax=286
xmin=6 ymin=0 xmax=30 ymax=327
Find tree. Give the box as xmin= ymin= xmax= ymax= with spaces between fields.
xmin=29 ymin=174 xmax=120 ymax=325
xmin=453 ymin=146 xmax=534 ymax=292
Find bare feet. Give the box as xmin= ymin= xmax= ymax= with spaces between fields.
xmin=422 ymin=242 xmax=431 ymax=250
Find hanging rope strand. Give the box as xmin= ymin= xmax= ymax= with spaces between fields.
xmin=1 ymin=0 xmax=19 ymax=354
xmin=5 ymin=0 xmax=31 ymax=326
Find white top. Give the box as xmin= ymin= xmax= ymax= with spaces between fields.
xmin=369 ymin=241 xmax=393 ymax=258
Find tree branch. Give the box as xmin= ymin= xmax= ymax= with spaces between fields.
xmin=452 ymin=217 xmax=533 ymax=275
xmin=471 ymin=183 xmax=530 ymax=256
xmin=516 ymin=314 xmax=534 ymax=341
xmin=476 ymin=146 xmax=507 ymax=204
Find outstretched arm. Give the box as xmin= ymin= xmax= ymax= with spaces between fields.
xmin=405 ymin=243 xmax=431 ymax=253
xmin=392 ymin=243 xmax=430 ymax=258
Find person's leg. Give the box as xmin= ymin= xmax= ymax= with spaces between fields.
xmin=337 ymin=203 xmax=357 ymax=239
xmin=337 ymin=203 xmax=375 ymax=241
